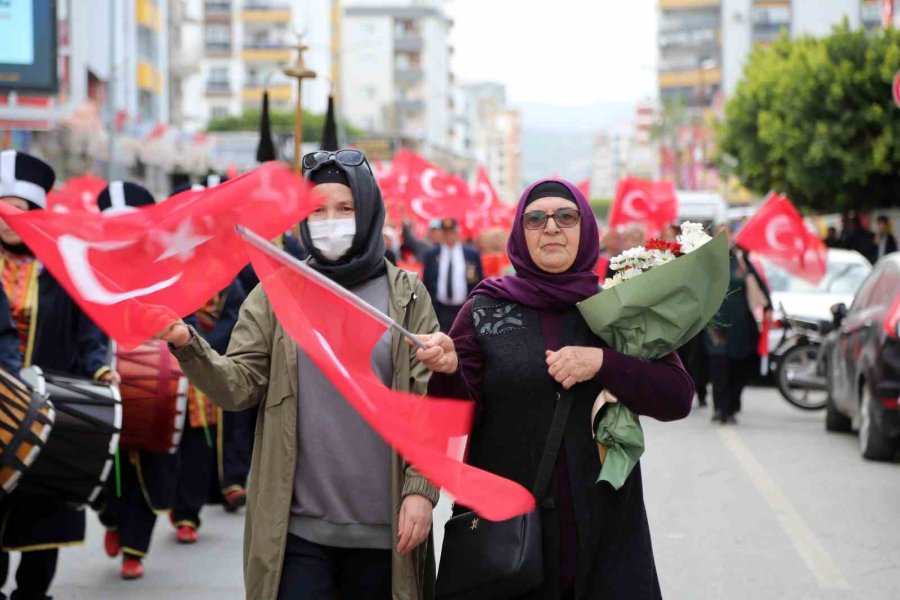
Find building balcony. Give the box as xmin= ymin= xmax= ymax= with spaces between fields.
xmin=242 ymin=2 xmax=291 ymax=23
xmin=137 ymin=62 xmax=163 ymax=94
xmin=241 ymin=48 xmax=293 ymax=62
xmin=205 ymin=41 xmax=233 ymax=55
xmin=206 ymin=81 xmax=232 ymax=95
xmin=395 ymin=67 xmax=424 ymax=83
xmin=394 ymin=35 xmax=423 ymax=52
xmin=659 ymin=0 xmax=720 ymax=9
xmin=242 ymin=84 xmax=292 ymax=104
xmin=658 ymin=67 xmax=722 ymax=89
xmin=137 ymin=0 xmax=162 ymax=33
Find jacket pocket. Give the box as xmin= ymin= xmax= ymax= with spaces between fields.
xmin=265 ymin=390 xmax=292 ymax=409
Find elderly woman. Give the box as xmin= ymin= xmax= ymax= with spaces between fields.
xmin=417 ymin=180 xmax=694 ymax=600
xmin=159 ymin=150 xmax=439 ymax=600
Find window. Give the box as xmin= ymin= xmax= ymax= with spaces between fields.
xmin=868 ymin=269 xmax=900 ymax=308
xmin=211 ymin=106 xmax=229 ymax=120
xmin=205 ymin=23 xmax=231 ymax=52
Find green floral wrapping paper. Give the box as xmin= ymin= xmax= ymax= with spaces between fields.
xmin=577 ymin=232 xmax=730 ymax=490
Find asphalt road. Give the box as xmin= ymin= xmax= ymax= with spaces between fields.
xmin=11 ymin=387 xmax=898 ymax=599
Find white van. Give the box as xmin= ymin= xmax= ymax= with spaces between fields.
xmin=676 ymin=191 xmax=727 ymax=225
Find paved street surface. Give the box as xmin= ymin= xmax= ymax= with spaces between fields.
xmin=11 ymin=387 xmax=899 ymax=599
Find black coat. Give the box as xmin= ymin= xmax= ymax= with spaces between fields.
xmin=457 ymin=296 xmax=662 ymax=600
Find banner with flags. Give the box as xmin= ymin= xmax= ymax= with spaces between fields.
xmin=735 ymin=193 xmax=827 ymax=284
xmin=468 ymin=167 xmax=514 ymax=233
xmin=608 ymin=177 xmax=678 ymax=239
xmin=388 ymin=150 xmax=475 ymax=235
xmin=240 ymin=231 xmax=535 ymax=521
xmin=0 ymin=163 xmax=315 ymax=347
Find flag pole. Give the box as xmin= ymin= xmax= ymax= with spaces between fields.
xmin=236 ymin=226 xmax=428 ymax=350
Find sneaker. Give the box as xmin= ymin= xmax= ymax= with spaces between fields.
xmin=121 ymin=556 xmax=144 ymax=580
xmin=104 ymin=529 xmax=121 ymax=558
xmin=176 ymin=524 xmax=198 ymax=544
xmin=223 ymin=487 xmax=247 ymax=513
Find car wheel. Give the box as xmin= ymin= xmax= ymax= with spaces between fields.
xmin=825 ymin=388 xmax=852 ymax=433
xmin=859 ymin=385 xmax=896 ymax=461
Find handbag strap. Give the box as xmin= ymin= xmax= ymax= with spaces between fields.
xmin=531 ymin=389 xmax=572 ymax=503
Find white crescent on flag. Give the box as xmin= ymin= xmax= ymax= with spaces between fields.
xmin=622 ymin=189 xmax=650 ymax=220
xmin=58 ymin=236 xmax=182 ymax=305
xmin=764 ymin=214 xmax=804 ymax=254
xmin=421 ymin=169 xmax=440 ymax=197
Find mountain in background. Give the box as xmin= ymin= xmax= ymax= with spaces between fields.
xmin=515 ymin=100 xmax=639 ymax=189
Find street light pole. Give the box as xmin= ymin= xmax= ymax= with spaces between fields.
xmin=284 ymin=44 xmax=317 ymax=175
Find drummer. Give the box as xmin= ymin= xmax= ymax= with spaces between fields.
xmin=0 ymin=150 xmax=116 ymax=600
xmin=169 ymin=177 xmax=247 ymax=544
xmin=91 ymin=181 xmax=178 ymax=581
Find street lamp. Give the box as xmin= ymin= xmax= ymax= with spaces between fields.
xmin=283 ymin=44 xmax=317 ymax=175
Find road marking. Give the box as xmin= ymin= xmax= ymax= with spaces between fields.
xmin=717 ymin=428 xmax=851 ymax=590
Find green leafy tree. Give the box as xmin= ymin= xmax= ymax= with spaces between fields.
xmin=206 ymin=109 xmax=360 ymax=144
xmin=718 ymin=22 xmax=900 ymax=212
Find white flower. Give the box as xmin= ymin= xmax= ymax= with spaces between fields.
xmin=677 ymin=221 xmax=713 ymax=254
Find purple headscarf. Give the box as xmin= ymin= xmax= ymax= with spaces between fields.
xmin=473 ymin=178 xmax=600 ymax=311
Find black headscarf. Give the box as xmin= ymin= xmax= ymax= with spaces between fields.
xmin=300 ymin=158 xmax=387 ymax=288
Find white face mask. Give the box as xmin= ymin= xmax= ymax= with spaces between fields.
xmin=308 ymin=218 xmax=356 ymax=261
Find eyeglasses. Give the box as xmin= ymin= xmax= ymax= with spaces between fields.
xmin=302 ymin=149 xmax=367 ymax=172
xmin=521 ymin=208 xmax=582 ymax=230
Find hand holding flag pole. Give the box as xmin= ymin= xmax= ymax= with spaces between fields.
xmin=236 ymin=226 xmax=427 ymax=351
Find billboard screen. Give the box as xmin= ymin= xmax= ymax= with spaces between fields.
xmin=0 ymin=0 xmax=57 ymax=92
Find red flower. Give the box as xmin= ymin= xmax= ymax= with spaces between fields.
xmin=646 ymin=238 xmax=683 ymax=256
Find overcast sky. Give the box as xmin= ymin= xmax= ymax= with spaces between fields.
xmin=446 ymin=0 xmax=659 ymax=106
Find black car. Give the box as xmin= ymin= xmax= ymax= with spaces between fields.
xmin=823 ymin=253 xmax=900 ymax=460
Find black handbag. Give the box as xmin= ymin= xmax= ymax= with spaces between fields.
xmin=435 ymin=390 xmax=572 ymax=600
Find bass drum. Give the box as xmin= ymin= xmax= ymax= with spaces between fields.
xmin=114 ymin=341 xmax=188 ymax=454
xmin=0 ymin=366 xmax=54 ymax=498
xmin=17 ymin=369 xmax=121 ymax=505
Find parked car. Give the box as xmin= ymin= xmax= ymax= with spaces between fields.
xmin=759 ymin=249 xmax=872 ymax=356
xmin=822 ymin=253 xmax=900 ymax=460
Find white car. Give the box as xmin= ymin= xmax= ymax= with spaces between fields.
xmin=759 ymin=249 xmax=872 ymax=353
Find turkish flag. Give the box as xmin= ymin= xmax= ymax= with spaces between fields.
xmin=735 ymin=193 xmax=827 ymax=284
xmin=0 ymin=163 xmax=315 ymax=347
xmin=395 ymin=151 xmax=474 ymax=235
xmin=608 ymin=177 xmax=678 ymax=239
xmin=241 ymin=232 xmax=535 ymax=521
xmin=576 ymin=179 xmax=591 ymax=200
xmin=49 ymin=174 xmax=106 ymax=214
xmin=376 ymin=149 xmax=414 ymax=226
xmin=467 ymin=167 xmax=516 ymax=236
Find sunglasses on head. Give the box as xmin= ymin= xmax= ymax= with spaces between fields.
xmin=521 ymin=208 xmax=582 ymax=230
xmin=302 ymin=149 xmax=368 ymax=172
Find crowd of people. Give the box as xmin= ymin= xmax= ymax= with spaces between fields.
xmin=823 ymin=212 xmax=897 ymax=263
xmin=6 ymin=146 xmax=889 ymax=600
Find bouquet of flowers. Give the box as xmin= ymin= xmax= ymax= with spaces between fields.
xmin=578 ymin=223 xmax=729 ymax=489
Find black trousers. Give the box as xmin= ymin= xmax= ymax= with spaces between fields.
xmin=98 ymin=458 xmax=157 ymax=557
xmin=221 ymin=408 xmax=255 ymax=491
xmin=710 ymin=355 xmax=753 ymax=418
xmin=678 ymin=334 xmax=709 ymax=403
xmin=0 ymin=549 xmax=57 ymax=600
xmin=276 ymin=534 xmax=391 ymax=600
xmin=173 ymin=425 xmax=219 ymax=528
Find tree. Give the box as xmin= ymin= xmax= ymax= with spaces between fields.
xmin=206 ymin=108 xmax=360 ymax=145
xmin=717 ymin=21 xmax=900 ymax=212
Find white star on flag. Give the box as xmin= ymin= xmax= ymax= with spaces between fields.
xmin=154 ymin=219 xmax=213 ymax=263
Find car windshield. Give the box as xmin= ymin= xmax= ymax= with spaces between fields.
xmin=760 ymin=256 xmax=871 ymax=295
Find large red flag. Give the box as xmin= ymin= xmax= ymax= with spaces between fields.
xmin=608 ymin=177 xmax=678 ymax=239
xmin=735 ymin=193 xmax=827 ymax=284
xmin=467 ymin=167 xmax=515 ymax=235
xmin=0 ymin=163 xmax=314 ymax=347
xmin=239 ymin=230 xmax=535 ymax=520
xmin=396 ymin=151 xmax=474 ymax=234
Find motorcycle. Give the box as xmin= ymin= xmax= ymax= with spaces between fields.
xmin=770 ymin=310 xmax=833 ymax=411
